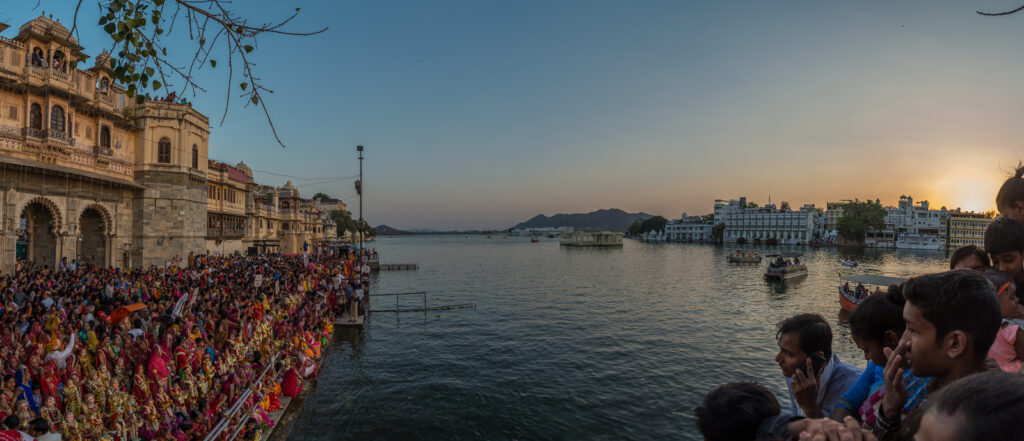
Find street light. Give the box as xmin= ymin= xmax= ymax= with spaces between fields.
xmin=356 ymin=145 xmax=364 ymax=250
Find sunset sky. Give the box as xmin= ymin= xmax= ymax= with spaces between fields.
xmin=3 ymin=1 xmax=1024 ymax=229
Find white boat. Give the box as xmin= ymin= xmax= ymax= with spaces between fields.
xmin=842 ymin=259 xmax=858 ymax=267
xmin=764 ymin=253 xmax=808 ymax=280
xmin=895 ymin=233 xmax=943 ymax=250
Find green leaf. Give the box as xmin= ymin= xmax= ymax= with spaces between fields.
xmin=210 ymin=60 xmax=217 ymax=68
xmin=136 ymin=95 xmax=145 ymax=104
xmin=153 ymin=80 xmax=161 ymax=90
xmin=251 ymin=96 xmax=258 ymax=105
xmin=99 ymin=16 xmax=108 ymax=25
xmin=70 ymin=61 xmax=78 ymax=69
xmin=156 ymin=28 xmax=163 ymax=35
xmin=162 ymin=48 xmax=167 ymax=56
xmin=104 ymin=23 xmax=116 ymax=34
xmin=144 ymin=67 xmax=154 ymax=76
xmin=296 ymin=7 xmax=300 ymax=11
xmin=154 ymin=0 xmax=164 ymax=5
xmin=240 ymin=82 xmax=247 ymax=90
xmin=244 ymin=45 xmax=253 ymax=53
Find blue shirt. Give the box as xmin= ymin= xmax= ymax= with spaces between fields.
xmin=837 ymin=361 xmax=885 ymax=412
xmin=785 ymin=354 xmax=862 ymax=418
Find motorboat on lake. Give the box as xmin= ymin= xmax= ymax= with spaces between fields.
xmin=842 ymin=259 xmax=859 ymax=267
xmin=764 ymin=252 xmax=807 ymax=280
xmin=838 ymin=274 xmax=906 ymax=313
xmin=727 ymin=249 xmax=762 ymax=263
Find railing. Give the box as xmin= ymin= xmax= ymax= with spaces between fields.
xmin=203 ymin=352 xmax=281 ymax=441
xmin=0 ymin=36 xmax=24 ymax=49
xmin=94 ymin=145 xmax=114 ymax=156
xmin=22 ymin=127 xmax=43 ymax=138
xmin=0 ymin=126 xmax=19 ymax=140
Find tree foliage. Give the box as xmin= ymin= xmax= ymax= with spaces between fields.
xmin=780 ymin=201 xmax=790 ymax=210
xmin=711 ymin=223 xmax=725 ymax=244
xmin=746 ymin=202 xmax=759 ymax=208
xmin=311 ymin=192 xmax=330 ymax=201
xmin=627 ymin=216 xmax=668 ymax=235
xmin=835 ymin=201 xmax=887 ymax=245
xmin=329 ymin=209 xmax=376 ymax=238
xmin=68 ymin=0 xmax=327 ymax=147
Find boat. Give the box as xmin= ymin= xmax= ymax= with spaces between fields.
xmin=764 ymin=252 xmax=808 ymax=280
xmin=838 ymin=274 xmax=906 ymax=313
xmin=842 ymin=259 xmax=858 ymax=267
xmin=531 ymin=238 xmax=540 ymax=243
xmin=727 ymin=249 xmax=762 ymax=263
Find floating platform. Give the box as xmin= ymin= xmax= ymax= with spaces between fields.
xmin=380 ymin=263 xmax=419 ymax=270
xmin=335 ymin=310 xmax=365 ymax=326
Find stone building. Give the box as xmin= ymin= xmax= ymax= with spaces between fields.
xmin=206 ymin=160 xmax=251 ymax=255
xmin=0 ymin=16 xmax=209 ymax=273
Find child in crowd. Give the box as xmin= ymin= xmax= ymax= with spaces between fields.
xmin=775 ymin=314 xmax=861 ymax=418
xmin=984 ymin=216 xmax=1024 ymax=296
xmin=996 ymin=165 xmax=1024 ymax=223
xmin=948 ymin=244 xmax=990 ymax=272
xmin=915 ymin=371 xmax=1024 ymax=441
xmin=694 ymin=382 xmax=804 ymax=441
xmin=985 ymin=270 xmax=1024 ymax=373
xmin=873 ymin=270 xmax=1001 ymax=441
xmin=832 ymin=286 xmax=930 ymax=426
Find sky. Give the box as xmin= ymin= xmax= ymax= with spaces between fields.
xmin=3 ymin=1 xmax=1024 ymax=229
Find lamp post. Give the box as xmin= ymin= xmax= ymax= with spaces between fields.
xmin=356 ymin=145 xmax=364 ymax=250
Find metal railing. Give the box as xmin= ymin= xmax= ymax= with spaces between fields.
xmin=203 ymin=351 xmax=282 ymax=441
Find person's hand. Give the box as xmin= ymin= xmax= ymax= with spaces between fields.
xmin=880 ymin=340 xmax=909 ymax=421
xmin=799 ymin=417 xmax=878 ymax=441
xmin=792 ymin=358 xmax=822 ymax=418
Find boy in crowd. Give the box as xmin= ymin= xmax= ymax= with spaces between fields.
xmin=874 ymin=270 xmax=1001 ymax=440
xmin=915 ymin=371 xmax=1024 ymax=441
xmin=775 ymin=314 xmax=861 ymax=418
xmin=984 ymin=216 xmax=1024 ymax=302
xmin=948 ymin=244 xmax=990 ymax=272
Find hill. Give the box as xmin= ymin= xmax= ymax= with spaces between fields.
xmin=375 ymin=225 xmax=412 ymax=235
xmin=512 ymin=208 xmax=654 ymax=232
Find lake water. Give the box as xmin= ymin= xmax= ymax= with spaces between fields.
xmin=289 ymin=236 xmax=950 ymax=441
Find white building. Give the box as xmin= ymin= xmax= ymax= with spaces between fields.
xmin=716 ymin=197 xmax=818 ymax=245
xmin=665 ymin=213 xmax=713 ymax=242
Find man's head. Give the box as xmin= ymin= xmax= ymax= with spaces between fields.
xmin=775 ymin=313 xmax=832 ymax=377
xmin=695 ymin=382 xmax=780 ymax=441
xmin=901 ymin=270 xmax=1001 ymax=380
xmin=918 ymin=371 xmax=1024 ymax=441
xmin=2 ymin=415 xmax=18 ymax=431
xmin=28 ymin=418 xmax=48 ymax=437
xmin=984 ymin=216 xmax=1024 ymax=280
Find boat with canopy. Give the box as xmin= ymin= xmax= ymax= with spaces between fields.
xmin=838 ymin=274 xmax=906 ymax=313
xmin=764 ymin=252 xmax=807 ymax=280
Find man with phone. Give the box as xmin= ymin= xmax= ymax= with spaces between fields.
xmin=775 ymin=313 xmax=861 ymax=418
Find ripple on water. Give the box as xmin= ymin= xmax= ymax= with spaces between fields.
xmin=289 ymin=237 xmax=948 ymax=441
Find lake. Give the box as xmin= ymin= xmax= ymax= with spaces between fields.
xmin=289 ymin=236 xmax=950 ymax=441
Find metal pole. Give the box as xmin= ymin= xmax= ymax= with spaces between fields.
xmin=356 ymin=145 xmax=364 ymax=251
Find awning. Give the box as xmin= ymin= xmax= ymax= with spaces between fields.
xmin=840 ymin=274 xmax=906 ymax=286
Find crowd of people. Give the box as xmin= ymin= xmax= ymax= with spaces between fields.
xmin=0 ymin=248 xmax=373 ymax=441
xmin=696 ymin=166 xmax=1024 ymax=441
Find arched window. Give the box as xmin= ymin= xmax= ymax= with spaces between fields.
xmin=29 ymin=104 xmax=42 ymax=130
xmin=282 ymin=222 xmax=289 ymax=231
xmin=52 ymin=51 xmax=65 ymax=71
xmin=99 ymin=77 xmax=110 ymax=94
xmin=31 ymin=48 xmax=43 ymax=67
xmin=50 ymin=106 xmax=65 ymax=133
xmin=158 ymin=137 xmax=171 ymax=163
xmin=192 ymin=144 xmax=199 ymax=169
xmin=100 ymin=126 xmax=111 ymax=148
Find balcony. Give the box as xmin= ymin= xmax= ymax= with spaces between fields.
xmin=93 ymin=145 xmax=114 ymax=156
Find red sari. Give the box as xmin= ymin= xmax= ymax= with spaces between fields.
xmin=281 ymin=367 xmax=302 ymax=398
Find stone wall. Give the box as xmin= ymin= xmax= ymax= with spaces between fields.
xmin=131 ymin=169 xmax=207 ymax=268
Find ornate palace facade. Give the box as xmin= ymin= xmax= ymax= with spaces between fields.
xmin=0 ymin=16 xmax=208 ymax=273
xmin=0 ymin=17 xmax=335 ymax=274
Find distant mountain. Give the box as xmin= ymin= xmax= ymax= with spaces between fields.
xmin=512 ymin=208 xmax=654 ymax=232
xmin=376 ymin=225 xmax=411 ymax=235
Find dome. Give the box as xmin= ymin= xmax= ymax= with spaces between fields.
xmin=235 ymin=161 xmax=253 ymax=177
xmin=278 ymin=181 xmax=300 ymax=198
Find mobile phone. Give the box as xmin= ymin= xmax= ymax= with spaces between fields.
xmin=803 ymin=353 xmax=828 ymax=378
